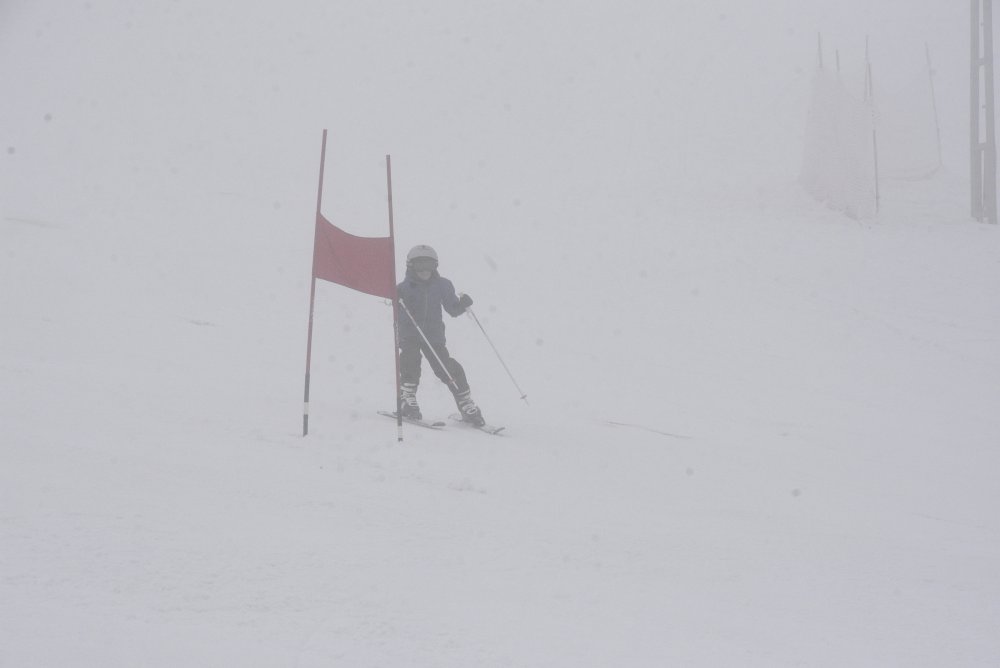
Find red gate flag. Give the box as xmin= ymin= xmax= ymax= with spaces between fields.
xmin=313 ymin=213 xmax=395 ymax=299
xmin=303 ymin=130 xmax=402 ymax=439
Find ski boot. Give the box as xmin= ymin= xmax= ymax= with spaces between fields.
xmin=454 ymin=390 xmax=485 ymax=427
xmin=399 ymin=382 xmax=422 ymax=420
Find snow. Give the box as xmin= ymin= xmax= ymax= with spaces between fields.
xmin=3 ymin=1 xmax=1000 ymax=666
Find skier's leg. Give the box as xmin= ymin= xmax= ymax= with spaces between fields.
xmin=422 ymin=342 xmax=468 ymax=393
xmin=424 ymin=342 xmax=484 ymax=426
xmin=398 ymin=339 xmax=423 ymax=419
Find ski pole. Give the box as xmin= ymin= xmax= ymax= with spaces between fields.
xmin=398 ymin=300 xmax=462 ymax=393
xmin=465 ymin=306 xmax=528 ymax=405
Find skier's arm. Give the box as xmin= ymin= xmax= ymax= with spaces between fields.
xmin=441 ymin=279 xmax=470 ymax=317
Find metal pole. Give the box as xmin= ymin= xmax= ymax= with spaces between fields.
xmin=303 ymin=130 xmax=328 ymax=436
xmin=984 ymin=0 xmax=997 ymax=223
xmin=973 ymin=0 xmax=984 ymax=220
xmin=864 ymin=36 xmax=871 ymax=98
xmin=386 ymin=155 xmax=403 ymax=441
xmin=465 ymin=307 xmax=529 ymax=405
xmin=868 ymin=60 xmax=881 ymax=214
xmin=927 ymin=43 xmax=944 ymax=170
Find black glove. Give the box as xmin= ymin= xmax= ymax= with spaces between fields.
xmin=458 ymin=293 xmax=473 ymax=310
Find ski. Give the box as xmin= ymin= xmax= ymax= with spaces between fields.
xmin=448 ymin=413 xmax=505 ymax=435
xmin=378 ymin=410 xmax=446 ymax=429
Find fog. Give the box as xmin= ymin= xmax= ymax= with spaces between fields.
xmin=1 ymin=1 xmax=972 ymax=236
xmin=3 ymin=2 xmax=998 ymax=666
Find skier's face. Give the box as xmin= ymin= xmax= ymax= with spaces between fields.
xmin=411 ymin=258 xmax=437 ymax=281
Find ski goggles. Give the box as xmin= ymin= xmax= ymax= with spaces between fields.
xmin=410 ymin=258 xmax=438 ymax=272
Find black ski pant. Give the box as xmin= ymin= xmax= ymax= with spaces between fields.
xmin=399 ymin=338 xmax=470 ymax=396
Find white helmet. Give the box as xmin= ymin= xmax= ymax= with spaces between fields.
xmin=406 ymin=245 xmax=438 ymax=266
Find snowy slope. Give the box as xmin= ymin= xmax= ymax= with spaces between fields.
xmin=3 ymin=1 xmax=1000 ymax=666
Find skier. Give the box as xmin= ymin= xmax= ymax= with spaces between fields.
xmin=396 ymin=244 xmax=486 ymax=427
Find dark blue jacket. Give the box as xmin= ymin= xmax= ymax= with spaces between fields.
xmin=396 ymin=268 xmax=466 ymax=345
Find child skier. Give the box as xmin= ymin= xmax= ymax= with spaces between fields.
xmin=396 ymin=244 xmax=486 ymax=426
